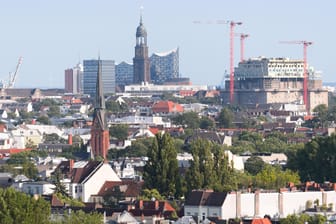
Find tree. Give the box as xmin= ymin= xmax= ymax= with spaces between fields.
xmin=0 ymin=188 xmax=51 ymax=224
xmin=37 ymin=115 xmax=51 ymax=125
xmin=109 ymin=124 xmax=129 ymax=141
xmin=287 ymin=134 xmax=336 ymax=182
xmin=244 ymin=156 xmax=266 ymax=175
xmin=5 ymin=151 xmax=39 ymax=179
xmin=171 ymin=112 xmax=200 ymax=129
xmin=52 ymin=169 xmax=68 ymax=197
xmin=280 ymin=213 xmax=326 ymax=224
xmin=60 ymin=210 xmax=103 ymax=224
xmin=313 ymin=104 xmax=328 ymax=128
xmin=105 ymin=101 xmax=128 ymax=113
xmin=199 ymin=116 xmax=215 ymax=130
xmin=143 ymin=133 xmax=181 ymax=198
xmin=254 ymin=165 xmax=300 ymax=190
xmin=139 ymin=188 xmax=164 ymax=201
xmin=44 ymin=133 xmax=66 ymax=143
xmin=217 ymin=107 xmax=234 ymax=128
xmin=48 ymin=105 xmax=61 ymax=118
xmin=103 ymin=186 xmax=125 ymax=208
xmin=185 ymin=139 xmax=237 ymax=193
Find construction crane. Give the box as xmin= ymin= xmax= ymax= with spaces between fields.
xmin=235 ymin=33 xmax=249 ymax=62
xmin=8 ymin=56 xmax=23 ymax=88
xmin=1 ymin=57 xmax=23 ymax=89
xmin=229 ymin=21 xmax=242 ymax=103
xmin=279 ymin=41 xmax=313 ymax=112
xmin=193 ymin=20 xmax=242 ymax=104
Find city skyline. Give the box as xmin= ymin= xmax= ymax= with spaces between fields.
xmin=0 ymin=0 xmax=335 ymax=88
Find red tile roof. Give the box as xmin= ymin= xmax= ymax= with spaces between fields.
xmin=152 ymin=101 xmax=184 ymax=113
xmin=251 ymin=218 xmax=272 ymax=224
xmin=149 ymin=127 xmax=160 ymax=135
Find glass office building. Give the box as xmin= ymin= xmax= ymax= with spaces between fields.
xmin=83 ymin=59 xmax=115 ymax=97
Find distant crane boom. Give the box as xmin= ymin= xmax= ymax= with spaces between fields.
xmin=279 ymin=41 xmax=313 ymax=112
xmin=8 ymin=56 xmax=23 ymax=88
xmin=235 ymin=33 xmax=249 ymax=62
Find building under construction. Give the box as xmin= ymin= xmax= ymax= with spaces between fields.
xmin=221 ymin=57 xmax=328 ymax=112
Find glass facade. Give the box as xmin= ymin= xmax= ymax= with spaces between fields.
xmin=115 ymin=61 xmax=133 ymax=86
xmin=83 ymin=59 xmax=115 ymax=97
xmin=150 ymin=48 xmax=179 ymax=84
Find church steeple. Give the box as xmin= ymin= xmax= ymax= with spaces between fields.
xmin=90 ymin=57 xmax=110 ymax=161
xmin=95 ymin=58 xmax=105 ymax=110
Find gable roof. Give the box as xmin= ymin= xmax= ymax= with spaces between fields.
xmin=186 ymin=130 xmax=226 ymax=145
xmin=97 ymin=180 xmax=144 ymax=197
xmin=152 ymin=101 xmax=184 ymax=113
xmin=71 ymin=161 xmax=102 ymax=183
xmin=185 ymin=190 xmax=227 ymax=207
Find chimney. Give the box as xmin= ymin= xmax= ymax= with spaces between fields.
xmin=68 ymin=134 xmax=73 ymax=145
xmin=69 ymin=159 xmax=74 ymax=172
xmin=139 ymin=200 xmax=143 ymax=210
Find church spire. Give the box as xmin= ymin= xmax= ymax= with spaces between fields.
xmin=140 ymin=6 xmax=144 ymax=25
xmin=90 ymin=57 xmax=110 ymax=161
xmin=95 ymin=58 xmax=105 ymax=109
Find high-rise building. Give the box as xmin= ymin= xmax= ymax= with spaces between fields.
xmin=64 ymin=63 xmax=83 ymax=94
xmin=221 ymin=57 xmax=328 ymax=112
xmin=150 ymin=48 xmax=179 ymax=84
xmin=115 ymin=61 xmax=133 ymax=87
xmin=133 ymin=15 xmax=150 ymax=84
xmin=90 ymin=59 xmax=109 ymax=161
xmin=83 ymin=59 xmax=115 ymax=97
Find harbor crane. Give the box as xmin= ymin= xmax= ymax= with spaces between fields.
xmin=279 ymin=41 xmax=313 ymax=112
xmin=1 ymin=56 xmax=23 ymax=89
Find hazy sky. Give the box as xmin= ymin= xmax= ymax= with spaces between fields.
xmin=0 ymin=0 xmax=335 ymax=88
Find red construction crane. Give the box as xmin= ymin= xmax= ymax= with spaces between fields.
xmin=235 ymin=33 xmax=249 ymax=62
xmin=193 ymin=20 xmax=242 ymax=104
xmin=229 ymin=21 xmax=242 ymax=104
xmin=279 ymin=41 xmax=313 ymax=112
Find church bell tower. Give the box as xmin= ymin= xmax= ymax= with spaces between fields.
xmin=133 ymin=13 xmax=150 ymax=84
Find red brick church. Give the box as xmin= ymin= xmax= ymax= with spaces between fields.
xmin=90 ymin=59 xmax=110 ymax=161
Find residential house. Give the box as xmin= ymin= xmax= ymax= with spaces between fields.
xmin=182 ymin=103 xmax=208 ymax=113
xmin=0 ymin=132 xmax=13 ymax=149
xmin=0 ymin=109 xmax=8 ymax=119
xmin=152 ymin=101 xmax=184 ymax=115
xmin=129 ymin=199 xmax=176 ymax=221
xmin=15 ymin=181 xmax=55 ymax=195
xmin=0 ymin=172 xmax=13 ymax=188
xmin=11 ymin=125 xmax=43 ymax=148
xmin=112 ymin=211 xmax=138 ymax=224
xmin=94 ymin=179 xmax=144 ymax=204
xmin=56 ymin=160 xmax=121 ymax=203
xmin=25 ymin=124 xmax=64 ymax=137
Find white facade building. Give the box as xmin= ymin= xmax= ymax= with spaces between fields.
xmin=184 ymin=190 xmax=336 ymax=220
xmin=14 ymin=181 xmax=55 ymax=195
xmin=68 ymin=161 xmax=121 ymax=202
xmin=111 ymin=115 xmax=171 ymax=128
